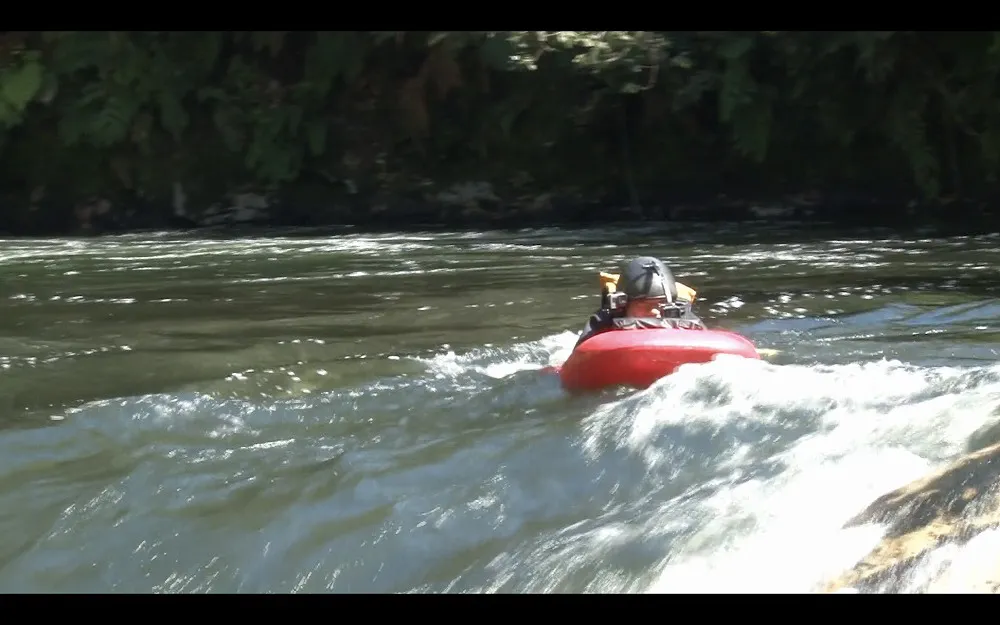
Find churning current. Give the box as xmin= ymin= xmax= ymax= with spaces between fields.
xmin=1 ymin=223 xmax=999 ymax=593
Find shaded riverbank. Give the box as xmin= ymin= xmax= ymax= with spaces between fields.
xmin=6 ymin=32 xmax=1000 ymax=236
xmin=8 ymin=188 xmax=1000 ymax=237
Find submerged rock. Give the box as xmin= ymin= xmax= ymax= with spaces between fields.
xmin=822 ymin=442 xmax=1000 ymax=593
xmin=966 ymin=414 xmax=1000 ymax=454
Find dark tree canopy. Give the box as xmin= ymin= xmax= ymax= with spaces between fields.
xmin=0 ymin=31 xmax=996 ymax=232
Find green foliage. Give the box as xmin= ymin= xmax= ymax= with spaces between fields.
xmin=2 ymin=30 xmax=1000 ymax=213
xmin=0 ymin=50 xmax=44 ymax=129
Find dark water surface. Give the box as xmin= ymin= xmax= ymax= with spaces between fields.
xmin=2 ymin=223 xmax=1000 ymax=592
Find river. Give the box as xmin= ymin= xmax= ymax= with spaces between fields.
xmin=1 ymin=222 xmax=999 ymax=593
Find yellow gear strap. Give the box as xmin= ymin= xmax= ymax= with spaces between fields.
xmin=676 ymin=282 xmax=697 ymax=302
xmin=599 ymin=271 xmax=620 ymax=294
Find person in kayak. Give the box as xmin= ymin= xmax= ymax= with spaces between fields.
xmin=573 ymin=256 xmax=706 ymax=348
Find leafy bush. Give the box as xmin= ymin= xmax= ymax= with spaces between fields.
xmin=1 ymin=31 xmax=998 ymax=215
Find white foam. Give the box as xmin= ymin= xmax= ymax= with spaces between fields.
xmin=414 ymin=331 xmax=577 ymax=381
xmin=621 ymin=359 xmax=1000 ymax=593
xmin=413 ymin=331 xmax=1000 ymax=593
xmin=919 ymin=528 xmax=1000 ymax=593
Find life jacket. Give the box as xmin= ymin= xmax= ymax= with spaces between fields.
xmin=611 ymin=314 xmax=705 ymax=332
xmin=676 ymin=282 xmax=697 ymax=303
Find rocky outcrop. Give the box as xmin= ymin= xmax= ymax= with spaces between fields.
xmin=822 ymin=440 xmax=1000 ymax=593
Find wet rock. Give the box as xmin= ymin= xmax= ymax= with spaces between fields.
xmin=748 ymin=203 xmax=796 ymax=219
xmin=822 ymin=442 xmax=1000 ymax=593
xmin=919 ymin=527 xmax=1000 ymax=593
xmin=198 ymin=192 xmax=273 ymax=226
xmin=966 ymin=412 xmax=1000 ymax=454
xmin=433 ymin=181 xmax=498 ymax=206
xmin=74 ymin=198 xmax=112 ymax=231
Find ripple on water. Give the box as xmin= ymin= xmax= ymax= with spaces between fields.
xmin=2 ymin=227 xmax=1000 ymax=592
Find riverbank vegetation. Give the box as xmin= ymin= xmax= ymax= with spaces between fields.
xmin=2 ymin=31 xmax=1000 ymax=233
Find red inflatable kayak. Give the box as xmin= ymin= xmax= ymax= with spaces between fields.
xmin=552 ymin=328 xmax=760 ymax=392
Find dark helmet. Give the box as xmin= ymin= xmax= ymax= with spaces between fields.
xmin=621 ymin=256 xmax=677 ymax=302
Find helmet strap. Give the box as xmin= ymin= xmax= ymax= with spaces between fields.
xmin=641 ymin=262 xmax=673 ymax=303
